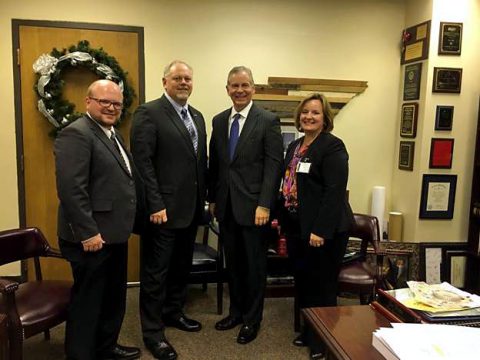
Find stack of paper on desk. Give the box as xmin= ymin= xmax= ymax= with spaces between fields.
xmin=372 ymin=323 xmax=480 ymax=360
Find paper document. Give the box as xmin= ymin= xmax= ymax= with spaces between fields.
xmin=373 ymin=323 xmax=480 ymax=359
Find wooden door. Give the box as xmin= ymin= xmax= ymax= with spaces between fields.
xmin=12 ymin=20 xmax=144 ymax=282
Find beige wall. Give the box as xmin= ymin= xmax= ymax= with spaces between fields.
xmin=392 ymin=0 xmax=480 ymax=241
xmin=0 ymin=0 xmax=478 ymax=270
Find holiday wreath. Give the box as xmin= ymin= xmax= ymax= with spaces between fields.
xmin=33 ymin=40 xmax=135 ymax=136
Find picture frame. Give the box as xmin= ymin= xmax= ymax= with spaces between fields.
xmin=438 ymin=22 xmax=462 ymax=55
xmin=432 ymin=67 xmax=462 ymax=93
xmin=444 ymin=250 xmax=468 ymax=289
xmin=398 ymin=141 xmax=415 ymax=171
xmin=400 ymin=102 xmax=418 ymax=138
xmin=435 ymin=105 xmax=454 ymax=131
xmin=419 ymin=174 xmax=457 ymax=219
xmin=401 ymin=20 xmax=431 ymax=64
xmin=418 ymin=242 xmax=467 ymax=284
xmin=403 ymin=62 xmax=422 ymax=100
xmin=429 ymin=138 xmax=454 ymax=169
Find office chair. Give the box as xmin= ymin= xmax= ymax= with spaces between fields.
xmin=338 ymin=213 xmax=385 ymax=304
xmin=0 ymin=227 xmax=72 ymax=360
xmin=188 ymin=207 xmax=225 ymax=314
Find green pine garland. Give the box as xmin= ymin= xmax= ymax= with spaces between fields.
xmin=34 ymin=40 xmax=135 ymax=136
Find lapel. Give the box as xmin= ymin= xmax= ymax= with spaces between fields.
xmin=160 ymin=96 xmax=197 ymax=156
xmin=231 ymin=105 xmax=259 ymax=162
xmin=86 ymin=117 xmax=132 ymax=178
xmin=216 ymin=110 xmax=230 ymax=161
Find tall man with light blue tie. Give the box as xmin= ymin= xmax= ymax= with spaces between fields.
xmin=208 ymin=66 xmax=284 ymax=344
xmin=131 ymin=60 xmax=207 ymax=360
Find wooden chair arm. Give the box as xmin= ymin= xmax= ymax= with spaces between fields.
xmin=0 ymin=277 xmax=19 ymax=294
xmin=45 ymin=247 xmax=63 ymax=259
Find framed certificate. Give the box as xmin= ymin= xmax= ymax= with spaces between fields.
xmin=400 ymin=102 xmax=418 ymax=138
xmin=401 ymin=20 xmax=431 ymax=64
xmin=419 ymin=174 xmax=457 ymax=219
xmin=398 ymin=141 xmax=415 ymax=171
xmin=435 ymin=105 xmax=454 ymax=131
xmin=429 ymin=138 xmax=454 ymax=169
xmin=432 ymin=67 xmax=462 ymax=93
xmin=403 ymin=63 xmax=422 ymax=100
xmin=438 ymin=22 xmax=462 ymax=55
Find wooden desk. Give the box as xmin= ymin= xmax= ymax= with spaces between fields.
xmin=302 ymin=305 xmax=392 ymax=360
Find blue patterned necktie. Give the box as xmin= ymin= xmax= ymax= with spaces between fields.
xmin=229 ymin=113 xmax=241 ymax=160
xmin=181 ymin=108 xmax=198 ymax=153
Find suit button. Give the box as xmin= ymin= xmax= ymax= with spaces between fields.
xmin=131 ymin=199 xmax=136 ymax=204
xmin=129 ymin=180 xmax=134 ymax=186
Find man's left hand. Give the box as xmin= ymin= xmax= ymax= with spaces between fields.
xmin=255 ymin=206 xmax=270 ymax=226
xmin=309 ymin=233 xmax=325 ymax=247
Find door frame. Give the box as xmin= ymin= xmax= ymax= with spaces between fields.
xmin=11 ymin=19 xmax=145 ymax=280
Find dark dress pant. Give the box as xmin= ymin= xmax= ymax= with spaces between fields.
xmin=60 ymin=239 xmax=128 ymax=360
xmin=139 ymin=220 xmax=197 ymax=343
xmin=221 ymin=199 xmax=269 ymax=326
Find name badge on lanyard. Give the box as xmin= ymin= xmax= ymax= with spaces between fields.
xmin=296 ymin=158 xmax=311 ymax=174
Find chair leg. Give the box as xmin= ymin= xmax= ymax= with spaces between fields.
xmin=294 ymin=295 xmax=300 ymax=332
xmin=217 ymin=281 xmax=223 ymax=315
xmin=8 ymin=331 xmax=23 ymax=360
xmin=202 ymin=283 xmax=207 ymax=292
xmin=359 ymin=293 xmax=372 ymax=305
xmin=44 ymin=329 xmax=50 ymax=340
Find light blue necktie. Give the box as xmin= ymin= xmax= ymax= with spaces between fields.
xmin=181 ymin=108 xmax=198 ymax=153
xmin=229 ymin=113 xmax=241 ymax=160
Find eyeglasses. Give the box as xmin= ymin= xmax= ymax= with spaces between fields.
xmin=89 ymin=97 xmax=123 ymax=110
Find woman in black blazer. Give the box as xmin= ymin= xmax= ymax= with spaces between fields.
xmin=281 ymin=93 xmax=354 ymax=359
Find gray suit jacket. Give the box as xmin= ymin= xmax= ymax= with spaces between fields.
xmin=208 ymin=104 xmax=283 ymax=226
xmin=130 ymin=95 xmax=207 ymax=229
xmin=55 ymin=116 xmax=137 ymax=244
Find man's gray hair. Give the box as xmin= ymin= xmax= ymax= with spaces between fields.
xmin=227 ymin=66 xmax=254 ymax=85
xmin=163 ymin=60 xmax=193 ymax=77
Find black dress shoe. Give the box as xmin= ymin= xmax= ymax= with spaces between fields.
xmin=163 ymin=315 xmax=202 ymax=332
xmin=237 ymin=324 xmax=260 ymax=344
xmin=145 ymin=340 xmax=177 ymax=360
xmin=215 ymin=315 xmax=242 ymax=331
xmin=310 ymin=350 xmax=324 ymax=359
xmin=293 ymin=333 xmax=306 ymax=347
xmin=100 ymin=344 xmax=141 ymax=359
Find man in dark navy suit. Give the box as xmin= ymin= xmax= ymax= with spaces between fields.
xmin=131 ymin=60 xmax=207 ymax=360
xmin=208 ymin=66 xmax=283 ymax=344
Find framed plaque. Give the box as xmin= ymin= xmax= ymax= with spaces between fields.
xmin=401 ymin=20 xmax=431 ymax=64
xmin=419 ymin=174 xmax=457 ymax=219
xmin=435 ymin=105 xmax=454 ymax=131
xmin=398 ymin=141 xmax=415 ymax=171
xmin=438 ymin=22 xmax=462 ymax=55
xmin=403 ymin=62 xmax=422 ymax=101
xmin=432 ymin=67 xmax=462 ymax=93
xmin=400 ymin=102 xmax=418 ymax=138
xmin=429 ymin=138 xmax=454 ymax=169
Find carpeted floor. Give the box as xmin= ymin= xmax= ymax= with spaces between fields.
xmin=23 ymin=286 xmax=358 ymax=360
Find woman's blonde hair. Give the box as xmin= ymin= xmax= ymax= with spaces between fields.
xmin=294 ymin=93 xmax=334 ymax=133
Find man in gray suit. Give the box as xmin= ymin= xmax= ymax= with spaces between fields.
xmin=131 ymin=60 xmax=207 ymax=360
xmin=55 ymin=80 xmax=140 ymax=360
xmin=208 ymin=66 xmax=283 ymax=344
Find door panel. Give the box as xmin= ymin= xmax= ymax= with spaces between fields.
xmin=15 ymin=22 xmax=143 ymax=281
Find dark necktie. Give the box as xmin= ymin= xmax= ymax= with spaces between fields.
xmin=229 ymin=113 xmax=241 ymax=160
xmin=181 ymin=108 xmax=198 ymax=152
xmin=110 ymin=131 xmax=130 ymax=174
